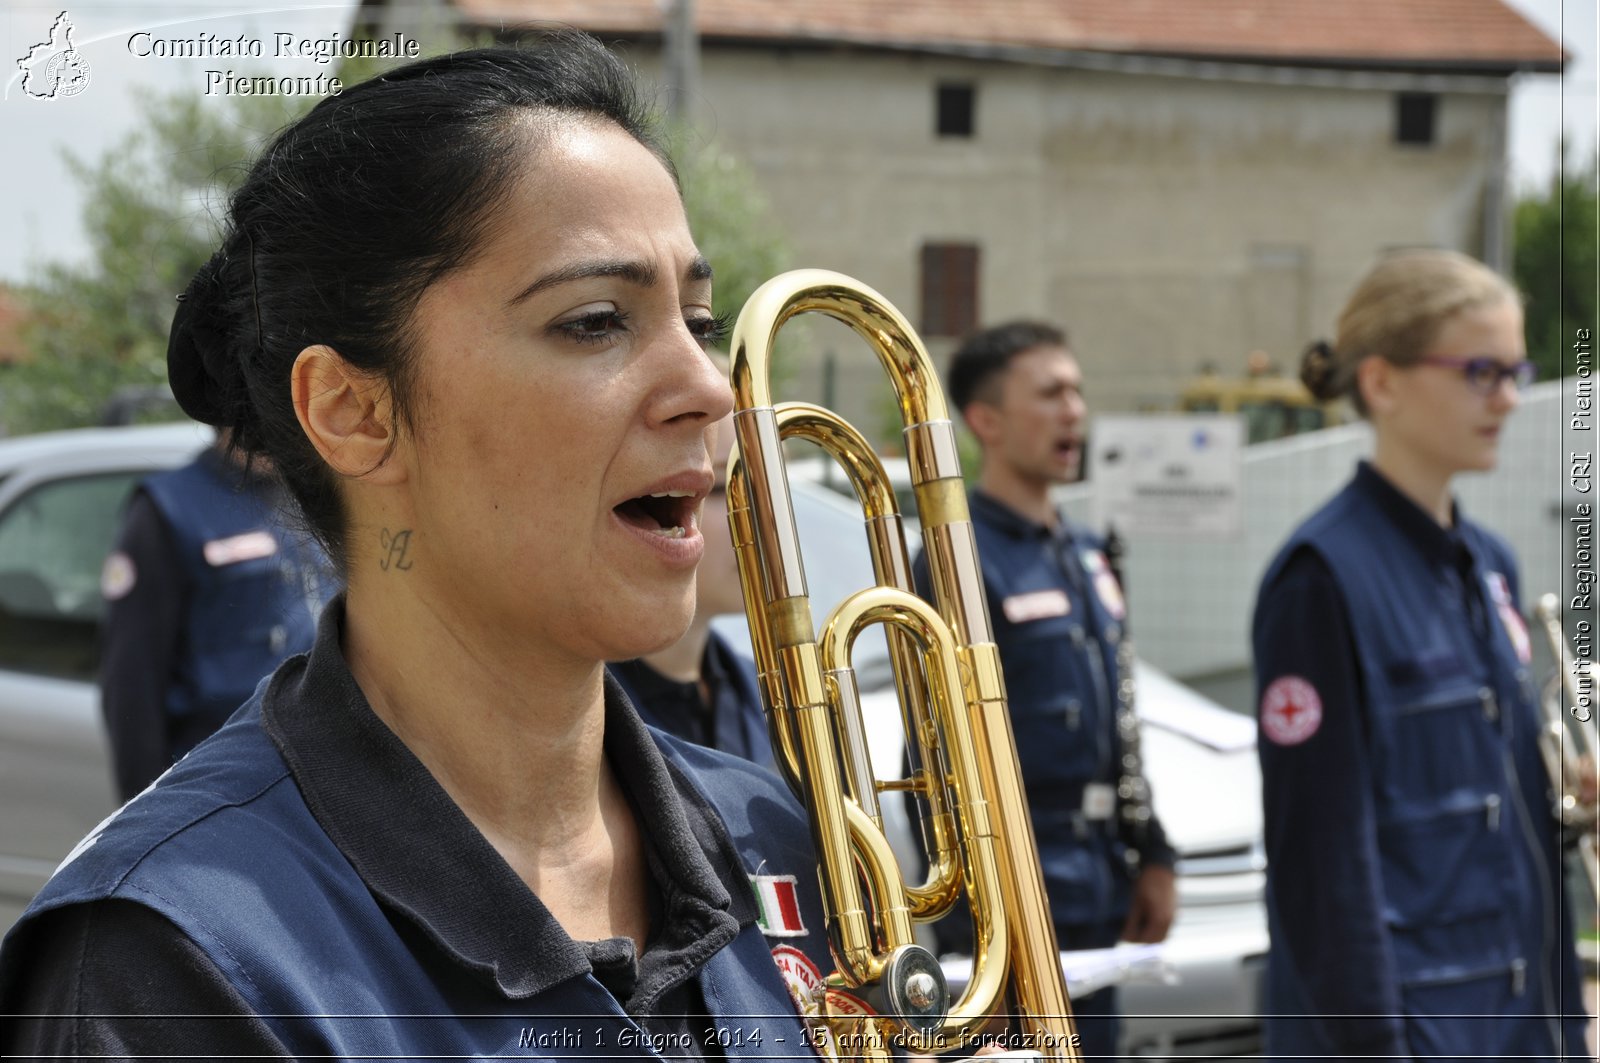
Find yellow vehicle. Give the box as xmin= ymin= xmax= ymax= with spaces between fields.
xmin=1178 ymin=356 xmax=1346 ymax=445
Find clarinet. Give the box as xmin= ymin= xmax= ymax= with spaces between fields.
xmin=1105 ymin=524 xmax=1155 ymax=869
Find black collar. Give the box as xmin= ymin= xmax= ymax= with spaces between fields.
xmin=970 ymin=489 xmax=1075 ymax=544
xmin=260 ymin=598 xmax=755 ymax=1000
xmin=1351 ymin=461 xmax=1470 ymax=568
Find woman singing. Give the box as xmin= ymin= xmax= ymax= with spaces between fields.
xmin=0 ymin=35 xmax=833 ymax=1059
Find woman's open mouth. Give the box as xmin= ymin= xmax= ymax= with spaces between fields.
xmin=614 ymin=490 xmax=699 ymax=539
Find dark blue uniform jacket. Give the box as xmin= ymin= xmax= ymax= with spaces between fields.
xmin=913 ymin=491 xmax=1173 ymax=938
xmin=1253 ymin=462 xmax=1587 ymax=1060
xmin=110 ymin=449 xmax=330 ymax=767
xmin=3 ymin=601 xmax=832 ymax=1060
xmin=608 ymin=628 xmax=776 ymax=770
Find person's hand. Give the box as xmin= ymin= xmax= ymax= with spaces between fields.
xmin=1120 ymin=863 xmax=1177 ymax=944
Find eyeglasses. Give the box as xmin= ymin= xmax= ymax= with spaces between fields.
xmin=1415 ymin=355 xmax=1537 ymax=395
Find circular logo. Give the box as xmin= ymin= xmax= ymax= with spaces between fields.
xmin=771 ymin=945 xmax=824 ymax=1012
xmin=44 ymin=49 xmax=91 ymax=98
xmin=100 ymin=551 xmax=137 ymax=601
xmin=1260 ymin=675 xmax=1323 ymax=746
xmin=771 ymin=946 xmax=832 ymax=1051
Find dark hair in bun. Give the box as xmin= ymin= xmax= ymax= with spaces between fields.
xmin=168 ymin=249 xmax=250 ymax=432
xmin=1298 ymin=339 xmax=1341 ymax=402
xmin=165 ymin=32 xmax=669 ymax=569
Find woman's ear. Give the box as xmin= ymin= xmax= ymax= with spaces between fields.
xmin=291 ymin=345 xmax=407 ymax=485
xmin=1355 ymin=355 xmax=1396 ymax=418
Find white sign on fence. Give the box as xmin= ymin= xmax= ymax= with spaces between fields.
xmin=1089 ymin=415 xmax=1244 ymax=540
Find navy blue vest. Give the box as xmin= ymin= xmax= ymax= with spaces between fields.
xmin=3 ymin=699 xmax=833 ymax=1059
xmin=141 ymin=453 xmax=329 ymax=729
xmin=1259 ymin=474 xmax=1584 ymax=1058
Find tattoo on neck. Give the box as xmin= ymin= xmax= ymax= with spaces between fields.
xmin=379 ymin=528 xmax=415 ymax=572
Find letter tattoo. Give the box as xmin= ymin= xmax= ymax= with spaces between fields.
xmin=379 ymin=528 xmax=415 ymax=572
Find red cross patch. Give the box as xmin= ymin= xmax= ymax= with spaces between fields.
xmin=1260 ymin=675 xmax=1323 ymax=746
xmin=1484 ymin=572 xmax=1533 ymax=664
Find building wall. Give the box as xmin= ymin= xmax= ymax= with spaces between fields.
xmin=628 ymin=46 xmax=1509 ymax=440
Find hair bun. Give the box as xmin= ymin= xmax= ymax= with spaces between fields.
xmin=1299 ymin=339 xmax=1340 ymax=400
xmin=167 ymin=250 xmax=247 ymax=428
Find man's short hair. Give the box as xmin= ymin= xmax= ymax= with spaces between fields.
xmin=946 ymin=321 xmax=1070 ymax=412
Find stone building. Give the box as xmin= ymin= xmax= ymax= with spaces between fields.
xmin=358 ymin=0 xmax=1563 ymax=434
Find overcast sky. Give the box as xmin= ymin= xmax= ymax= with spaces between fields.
xmin=0 ymin=0 xmax=1594 ymax=286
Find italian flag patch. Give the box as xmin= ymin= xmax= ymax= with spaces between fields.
xmin=751 ymin=874 xmax=807 ymax=937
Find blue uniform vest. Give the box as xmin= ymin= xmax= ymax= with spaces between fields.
xmin=141 ymin=453 xmax=329 ymax=731
xmin=962 ymin=494 xmax=1132 ymax=929
xmin=1259 ymin=477 xmax=1584 ymax=1058
xmin=4 ymin=699 xmax=832 ymax=1060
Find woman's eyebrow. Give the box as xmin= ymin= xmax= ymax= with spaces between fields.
xmin=508 ymin=255 xmax=714 ymax=307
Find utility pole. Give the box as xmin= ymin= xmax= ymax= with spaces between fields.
xmin=662 ymin=0 xmax=699 ymax=124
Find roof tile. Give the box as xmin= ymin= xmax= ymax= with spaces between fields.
xmin=448 ymin=0 xmax=1565 ymax=70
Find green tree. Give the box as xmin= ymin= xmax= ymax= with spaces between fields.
xmin=1513 ymin=146 xmax=1599 ymax=381
xmin=3 ymin=90 xmax=307 ymax=434
xmin=669 ymin=128 xmax=792 ymax=346
xmin=6 ymin=47 xmax=788 ymax=436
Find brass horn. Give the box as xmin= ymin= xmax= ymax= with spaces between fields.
xmin=1531 ymin=594 xmax=1599 ymax=904
xmin=726 ymin=269 xmax=1080 ymax=1059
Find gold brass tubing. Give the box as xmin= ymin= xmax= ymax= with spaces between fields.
xmin=819 ymin=586 xmax=1011 ymax=1047
xmin=962 ymin=642 xmax=1077 ymax=1058
xmin=726 ymin=453 xmax=803 ymax=786
xmin=733 ymin=406 xmax=807 ymax=603
xmin=920 ymin=521 xmax=996 ymax=651
xmin=774 ymin=402 xmax=899 ymax=522
xmin=729 ymin=269 xmax=1079 ymax=1057
xmin=768 ymin=401 xmax=962 ymax=916
xmin=903 ymin=419 xmax=965 ymax=483
xmin=730 ymin=271 xmax=949 ymax=429
xmin=912 ymin=477 xmax=971 ymax=532
xmin=769 ymin=596 xmax=818 ymax=652
xmin=829 ymin=666 xmax=882 ymax=822
xmin=790 ymin=665 xmax=881 ymax=986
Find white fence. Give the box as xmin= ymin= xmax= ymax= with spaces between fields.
xmin=1057 ymin=378 xmax=1587 ymax=709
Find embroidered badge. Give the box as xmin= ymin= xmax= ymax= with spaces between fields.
xmin=771 ymin=944 xmax=823 ymax=1005
xmin=1484 ymin=572 xmax=1533 ymax=665
xmin=202 ymin=530 xmax=278 ymax=567
xmin=1260 ymin=675 xmax=1323 ymax=746
xmin=822 ymin=986 xmax=878 ymax=1021
xmin=770 ymin=945 xmax=831 ymax=1051
xmin=1081 ymin=549 xmax=1127 ymax=620
xmin=100 ymin=551 xmax=136 ymax=601
xmin=1002 ymin=588 xmax=1070 ymax=624
xmin=751 ymin=874 xmax=807 ymax=937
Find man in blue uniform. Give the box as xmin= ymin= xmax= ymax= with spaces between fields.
xmin=608 ymin=400 xmax=775 ymax=769
xmin=914 ymin=321 xmax=1177 ymax=1059
xmin=98 ymin=433 xmax=332 ymax=799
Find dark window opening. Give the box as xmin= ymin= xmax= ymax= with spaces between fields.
xmin=920 ymin=243 xmax=980 ymax=338
xmin=936 ymin=83 xmax=975 ymax=138
xmin=1396 ymin=92 xmax=1437 ymax=146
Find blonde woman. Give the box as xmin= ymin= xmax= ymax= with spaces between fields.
xmin=1251 ymin=249 xmax=1589 ymax=1059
